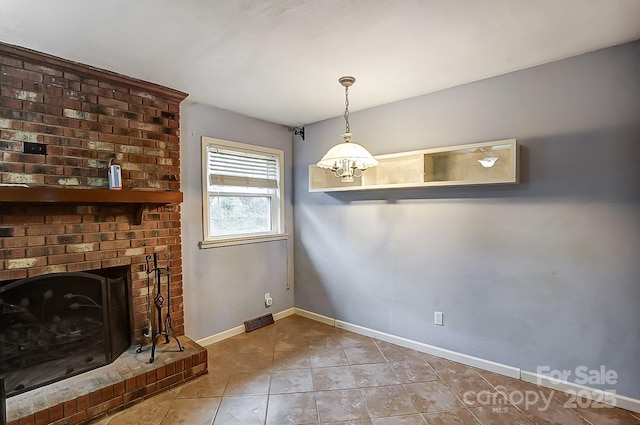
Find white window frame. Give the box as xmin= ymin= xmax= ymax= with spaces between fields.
xmin=200 ymin=136 xmax=286 ymax=248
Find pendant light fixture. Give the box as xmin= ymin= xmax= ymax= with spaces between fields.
xmin=316 ymin=76 xmax=378 ymax=183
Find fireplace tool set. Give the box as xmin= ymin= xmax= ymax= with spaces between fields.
xmin=137 ymin=252 xmax=184 ymax=363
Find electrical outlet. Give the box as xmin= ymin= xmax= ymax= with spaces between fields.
xmin=264 ymin=292 xmax=273 ymax=307
xmin=434 ymin=311 xmax=444 ymax=326
xmin=23 ymin=142 xmax=47 ymax=155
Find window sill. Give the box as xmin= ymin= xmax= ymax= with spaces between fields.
xmin=199 ymin=233 xmax=289 ymax=249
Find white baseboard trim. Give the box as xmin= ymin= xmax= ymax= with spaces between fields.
xmin=334 ymin=319 xmax=520 ymax=379
xmin=196 ymin=307 xmax=295 ymax=347
xmin=273 ymin=307 xmax=296 ymax=321
xmin=521 ymin=370 xmax=640 ymax=414
xmin=306 ymin=312 xmax=640 ymax=413
xmin=294 ymin=308 xmax=336 ymax=326
xmin=195 ymin=307 xmax=640 ymax=414
xmin=196 ymin=324 xmax=244 ymax=347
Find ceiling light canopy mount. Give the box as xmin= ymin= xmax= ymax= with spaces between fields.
xmin=338 ymin=76 xmax=355 ymax=87
xmin=316 ymin=76 xmax=378 ymax=183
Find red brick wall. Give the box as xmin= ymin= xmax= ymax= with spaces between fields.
xmin=0 ymin=43 xmax=187 ymax=341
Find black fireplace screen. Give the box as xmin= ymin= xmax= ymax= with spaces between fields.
xmin=0 ymin=268 xmax=130 ymax=397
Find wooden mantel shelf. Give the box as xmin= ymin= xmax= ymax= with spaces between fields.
xmin=0 ymin=186 xmax=183 ymax=204
xmin=0 ymin=187 xmax=183 ymax=224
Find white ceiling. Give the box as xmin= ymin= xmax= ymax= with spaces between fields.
xmin=1 ymin=1 xmax=639 ymax=126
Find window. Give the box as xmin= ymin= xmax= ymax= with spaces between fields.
xmin=201 ymin=136 xmax=285 ymax=247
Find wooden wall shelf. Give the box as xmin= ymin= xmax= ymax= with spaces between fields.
xmin=0 ymin=187 xmax=183 ymax=224
xmin=309 ymin=139 xmax=519 ymax=192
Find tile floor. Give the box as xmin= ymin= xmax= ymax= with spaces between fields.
xmin=91 ymin=315 xmax=640 ymax=425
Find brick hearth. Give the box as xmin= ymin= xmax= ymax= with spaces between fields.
xmin=0 ymin=42 xmax=207 ymax=424
xmin=6 ymin=338 xmax=207 ymax=425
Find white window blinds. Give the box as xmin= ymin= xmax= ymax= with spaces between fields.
xmin=208 ymin=147 xmax=278 ymax=189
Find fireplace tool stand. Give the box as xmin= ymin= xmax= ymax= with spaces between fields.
xmin=136 ymin=252 xmax=184 ymax=363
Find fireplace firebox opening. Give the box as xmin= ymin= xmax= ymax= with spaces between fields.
xmin=0 ymin=266 xmax=131 ymax=398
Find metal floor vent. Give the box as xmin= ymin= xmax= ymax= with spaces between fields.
xmin=244 ymin=313 xmax=274 ymax=333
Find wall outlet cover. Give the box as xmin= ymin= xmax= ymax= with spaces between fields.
xmin=23 ymin=142 xmax=47 ymax=155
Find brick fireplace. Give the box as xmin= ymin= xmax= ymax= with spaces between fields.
xmin=0 ymin=43 xmax=207 ymax=424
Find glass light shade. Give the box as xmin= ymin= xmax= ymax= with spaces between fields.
xmin=316 ymin=133 xmax=379 ymax=171
xmin=477 ymin=156 xmax=499 ymax=168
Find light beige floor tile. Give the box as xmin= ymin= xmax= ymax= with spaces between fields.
xmin=207 ymin=338 xmax=244 ymax=356
xmin=320 ymin=421 xmax=373 ymax=425
xmin=389 ymin=361 xmax=439 ymax=384
xmin=208 ymin=349 xmax=273 ymax=371
xmin=207 ymin=353 xmax=237 ymax=371
xmin=445 ymin=378 xmax=508 ymax=408
xmin=421 ymin=409 xmax=481 ymax=425
xmin=521 ymin=401 xmax=590 ymax=424
xmin=94 ymin=388 xmax=179 ymax=425
xmin=159 ymin=397 xmax=220 ymax=425
xmin=102 ymin=398 xmax=173 ymax=425
xmin=372 ymin=414 xmax=427 ymax=424
xmin=308 ymin=334 xmax=344 ymax=349
xmin=300 ymin=322 xmax=337 ymax=338
xmin=176 ymin=371 xmax=230 ymax=398
xmin=236 ymin=337 xmax=275 ymax=353
xmin=575 ymin=406 xmax=640 ymax=425
xmin=472 ymin=369 xmax=519 ymax=387
xmin=476 ymin=370 xmax=554 ymax=402
xmin=224 ymin=370 xmax=271 ymax=395
xmin=266 ymin=392 xmax=318 ymax=425
xmin=374 ymin=341 xmax=425 ymax=363
xmin=213 ymin=395 xmax=268 ymax=425
xmin=343 ymin=345 xmax=386 ymax=365
xmin=336 ymin=331 xmax=377 ymax=348
xmin=423 ymin=356 xmax=480 ymax=380
xmin=270 ymin=369 xmax=314 ymax=394
xmin=316 ymin=389 xmax=370 ymax=422
xmin=274 ymin=333 xmax=310 ymax=352
xmin=310 ymin=346 xmax=350 ymax=368
xmin=360 ymin=385 xmax=418 ymax=418
xmin=230 ymin=351 xmax=274 ymax=371
xmin=272 ymin=349 xmax=311 ymax=370
xmin=352 ymin=363 xmax=401 ymax=387
xmin=468 ymin=406 xmax=534 ymax=425
xmin=313 ymin=366 xmax=358 ymax=391
xmin=151 ymin=386 xmax=182 ymax=401
xmin=404 ymin=381 xmax=465 ymax=413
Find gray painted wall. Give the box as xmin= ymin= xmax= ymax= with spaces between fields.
xmin=181 ymin=102 xmax=294 ymax=341
xmin=293 ymin=41 xmax=640 ymax=398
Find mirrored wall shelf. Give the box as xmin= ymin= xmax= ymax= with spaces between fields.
xmin=309 ymin=139 xmax=519 ymax=192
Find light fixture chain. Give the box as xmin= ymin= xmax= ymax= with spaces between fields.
xmin=344 ymin=85 xmax=350 ymax=133
xmin=316 ymin=75 xmax=377 ymax=182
